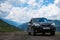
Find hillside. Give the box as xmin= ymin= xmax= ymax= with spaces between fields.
xmin=0 ymin=19 xmax=20 ymax=32
xmin=18 ymin=23 xmax=28 ymax=31
xmin=2 ymin=19 xmax=20 ymax=26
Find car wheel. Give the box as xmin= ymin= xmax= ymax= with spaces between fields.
xmin=31 ymin=28 xmax=36 ymax=36
xmin=28 ymin=27 xmax=31 ymax=35
xmin=50 ymin=31 xmax=55 ymax=36
xmin=28 ymin=32 xmax=31 ymax=35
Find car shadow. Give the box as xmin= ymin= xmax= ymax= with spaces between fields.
xmin=33 ymin=33 xmax=55 ymax=36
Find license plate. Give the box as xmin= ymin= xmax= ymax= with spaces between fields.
xmin=43 ymin=27 xmax=50 ymax=29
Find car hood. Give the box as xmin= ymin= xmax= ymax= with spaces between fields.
xmin=34 ymin=22 xmax=52 ymax=25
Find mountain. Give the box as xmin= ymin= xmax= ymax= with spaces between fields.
xmin=1 ymin=19 xmax=20 ymax=26
xmin=48 ymin=20 xmax=60 ymax=26
xmin=0 ymin=19 xmax=21 ymax=32
xmin=18 ymin=23 xmax=28 ymax=31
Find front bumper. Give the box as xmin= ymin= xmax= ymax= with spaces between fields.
xmin=33 ymin=26 xmax=55 ymax=33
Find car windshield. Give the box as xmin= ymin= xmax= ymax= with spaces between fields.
xmin=32 ymin=18 xmax=48 ymax=22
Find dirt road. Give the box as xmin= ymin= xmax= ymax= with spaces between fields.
xmin=0 ymin=32 xmax=60 ymax=40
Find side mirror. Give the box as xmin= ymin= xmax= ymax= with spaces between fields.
xmin=29 ymin=22 xmax=32 ymax=23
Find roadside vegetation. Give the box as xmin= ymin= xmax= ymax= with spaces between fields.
xmin=0 ymin=19 xmax=21 ymax=32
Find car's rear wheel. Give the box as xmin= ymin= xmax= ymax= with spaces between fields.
xmin=50 ymin=31 xmax=55 ymax=36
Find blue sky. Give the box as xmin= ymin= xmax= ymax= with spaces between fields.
xmin=7 ymin=0 xmax=54 ymax=8
xmin=0 ymin=0 xmax=60 ymax=24
xmin=0 ymin=0 xmax=54 ymax=8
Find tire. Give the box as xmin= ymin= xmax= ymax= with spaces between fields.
xmin=50 ymin=31 xmax=55 ymax=36
xmin=31 ymin=28 xmax=36 ymax=36
xmin=28 ymin=32 xmax=31 ymax=35
xmin=28 ymin=27 xmax=31 ymax=35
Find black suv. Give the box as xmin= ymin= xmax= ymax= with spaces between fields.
xmin=27 ymin=18 xmax=56 ymax=36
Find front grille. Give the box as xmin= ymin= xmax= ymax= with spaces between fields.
xmin=41 ymin=25 xmax=51 ymax=27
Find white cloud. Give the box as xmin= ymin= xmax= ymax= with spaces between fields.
xmin=5 ymin=7 xmax=28 ymax=23
xmin=54 ymin=0 xmax=60 ymax=4
xmin=0 ymin=1 xmax=12 ymax=18
xmin=37 ymin=4 xmax=60 ymax=20
xmin=54 ymin=0 xmax=60 ymax=8
xmin=19 ymin=0 xmax=27 ymax=3
xmin=27 ymin=0 xmax=44 ymax=8
xmin=5 ymin=4 xmax=60 ymax=23
xmin=27 ymin=0 xmax=36 ymax=6
xmin=0 ymin=1 xmax=12 ymax=12
xmin=1 ymin=0 xmax=60 ymax=24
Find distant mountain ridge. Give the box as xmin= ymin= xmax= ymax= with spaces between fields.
xmin=18 ymin=23 xmax=28 ymax=31
xmin=1 ymin=19 xmax=20 ymax=27
xmin=0 ymin=19 xmax=20 ymax=32
xmin=48 ymin=20 xmax=60 ymax=26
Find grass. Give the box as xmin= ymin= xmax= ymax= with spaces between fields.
xmin=56 ymin=32 xmax=60 ymax=35
xmin=0 ymin=19 xmax=21 ymax=32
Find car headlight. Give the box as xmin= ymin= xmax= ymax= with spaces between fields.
xmin=33 ymin=23 xmax=40 ymax=26
xmin=51 ymin=23 xmax=55 ymax=26
xmin=28 ymin=23 xmax=31 ymax=25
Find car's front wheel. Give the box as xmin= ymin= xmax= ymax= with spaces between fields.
xmin=50 ymin=31 xmax=55 ymax=36
xmin=28 ymin=32 xmax=31 ymax=35
xmin=28 ymin=27 xmax=31 ymax=35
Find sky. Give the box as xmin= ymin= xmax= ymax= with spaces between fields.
xmin=0 ymin=0 xmax=60 ymax=24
